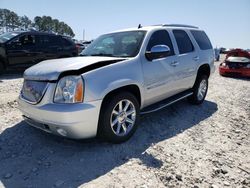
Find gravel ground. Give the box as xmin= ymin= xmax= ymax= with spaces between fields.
xmin=0 ymin=56 xmax=249 ymax=188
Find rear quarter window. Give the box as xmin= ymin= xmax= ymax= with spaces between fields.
xmin=62 ymin=37 xmax=74 ymax=46
xmin=191 ymin=30 xmax=212 ymax=50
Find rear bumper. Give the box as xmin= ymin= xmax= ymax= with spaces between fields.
xmin=219 ymin=66 xmax=250 ymax=77
xmin=18 ymin=98 xmax=102 ymax=139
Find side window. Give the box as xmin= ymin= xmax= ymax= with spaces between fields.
xmin=173 ymin=30 xmax=194 ymax=54
xmin=38 ymin=35 xmax=50 ymax=46
xmin=146 ymin=30 xmax=174 ymax=56
xmin=8 ymin=34 xmax=36 ymax=50
xmin=62 ymin=38 xmax=73 ymax=47
xmin=191 ymin=30 xmax=212 ymax=50
xmin=19 ymin=35 xmax=36 ymax=46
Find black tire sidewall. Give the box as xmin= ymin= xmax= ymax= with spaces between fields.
xmin=98 ymin=92 xmax=140 ymax=143
xmin=189 ymin=75 xmax=208 ymax=104
xmin=0 ymin=62 xmax=4 ymax=75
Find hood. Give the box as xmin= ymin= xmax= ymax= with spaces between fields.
xmin=24 ymin=56 xmax=126 ymax=81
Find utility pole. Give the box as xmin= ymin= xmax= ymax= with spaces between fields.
xmin=83 ymin=29 xmax=85 ymax=41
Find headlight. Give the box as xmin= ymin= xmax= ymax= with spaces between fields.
xmin=54 ymin=75 xmax=84 ymax=103
xmin=221 ymin=62 xmax=226 ymax=67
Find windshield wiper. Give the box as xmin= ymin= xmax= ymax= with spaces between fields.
xmin=80 ymin=53 xmax=130 ymax=58
xmin=89 ymin=53 xmax=115 ymax=57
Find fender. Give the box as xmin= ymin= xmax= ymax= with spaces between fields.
xmin=101 ymin=79 xmax=144 ymax=107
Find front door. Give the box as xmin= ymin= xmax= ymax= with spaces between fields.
xmin=36 ymin=35 xmax=62 ymax=60
xmin=7 ymin=34 xmax=39 ymax=66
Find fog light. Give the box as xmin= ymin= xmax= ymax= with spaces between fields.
xmin=56 ymin=128 xmax=67 ymax=137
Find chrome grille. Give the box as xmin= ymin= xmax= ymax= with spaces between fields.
xmin=21 ymin=80 xmax=48 ymax=104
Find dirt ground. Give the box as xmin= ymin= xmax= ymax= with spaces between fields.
xmin=0 ymin=56 xmax=249 ymax=188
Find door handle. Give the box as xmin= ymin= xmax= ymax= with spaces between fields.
xmin=170 ymin=61 xmax=179 ymax=66
xmin=193 ymin=56 xmax=200 ymax=61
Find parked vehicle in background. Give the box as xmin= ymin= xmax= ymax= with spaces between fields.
xmin=18 ymin=24 xmax=215 ymax=143
xmin=75 ymin=40 xmax=92 ymax=54
xmin=82 ymin=40 xmax=92 ymax=48
xmin=214 ymin=48 xmax=220 ymax=61
xmin=220 ymin=48 xmax=232 ymax=54
xmin=75 ymin=42 xmax=85 ymax=54
xmin=247 ymin=49 xmax=250 ymax=55
xmin=219 ymin=49 xmax=250 ymax=77
xmin=0 ymin=31 xmax=78 ymax=74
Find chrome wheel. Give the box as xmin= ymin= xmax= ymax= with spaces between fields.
xmin=197 ymin=79 xmax=207 ymax=101
xmin=110 ymin=99 xmax=136 ymax=136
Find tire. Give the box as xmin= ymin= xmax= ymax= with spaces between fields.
xmin=97 ymin=92 xmax=140 ymax=143
xmin=0 ymin=62 xmax=5 ymax=75
xmin=188 ymin=75 xmax=208 ymax=105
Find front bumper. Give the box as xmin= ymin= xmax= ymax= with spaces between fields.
xmin=18 ymin=98 xmax=102 ymax=139
xmin=219 ymin=66 xmax=250 ymax=77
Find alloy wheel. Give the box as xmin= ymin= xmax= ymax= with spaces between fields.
xmin=197 ymin=79 xmax=207 ymax=101
xmin=110 ymin=99 xmax=136 ymax=136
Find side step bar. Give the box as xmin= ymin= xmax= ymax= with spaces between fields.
xmin=140 ymin=90 xmax=193 ymax=114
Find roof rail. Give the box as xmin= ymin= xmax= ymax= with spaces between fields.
xmin=162 ymin=24 xmax=198 ymax=29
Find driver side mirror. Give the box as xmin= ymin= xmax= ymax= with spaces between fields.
xmin=145 ymin=45 xmax=170 ymax=61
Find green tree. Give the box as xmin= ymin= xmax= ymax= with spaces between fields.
xmin=19 ymin=15 xmax=32 ymax=29
xmin=0 ymin=9 xmax=20 ymax=31
xmin=0 ymin=8 xmax=75 ymax=37
xmin=34 ymin=16 xmax=42 ymax=30
xmin=52 ymin=19 xmax=60 ymax=33
xmin=7 ymin=10 xmax=20 ymax=30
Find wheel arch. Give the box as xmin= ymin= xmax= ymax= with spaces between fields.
xmin=101 ymin=84 xmax=142 ymax=108
xmin=197 ymin=64 xmax=210 ymax=78
xmin=192 ymin=63 xmax=210 ymax=88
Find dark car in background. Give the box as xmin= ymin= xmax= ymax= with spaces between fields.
xmin=75 ymin=40 xmax=92 ymax=54
xmin=0 ymin=31 xmax=78 ymax=73
xmin=75 ymin=42 xmax=85 ymax=54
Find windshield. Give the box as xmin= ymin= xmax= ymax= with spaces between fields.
xmin=81 ymin=31 xmax=146 ymax=58
xmin=0 ymin=32 xmax=19 ymax=43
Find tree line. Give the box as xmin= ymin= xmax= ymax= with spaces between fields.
xmin=0 ymin=8 xmax=75 ymax=37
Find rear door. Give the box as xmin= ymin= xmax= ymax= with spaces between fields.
xmin=171 ymin=29 xmax=198 ymax=92
xmin=37 ymin=35 xmax=62 ymax=60
xmin=141 ymin=29 xmax=178 ymax=106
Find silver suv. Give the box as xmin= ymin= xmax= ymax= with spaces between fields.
xmin=18 ymin=24 xmax=215 ymax=143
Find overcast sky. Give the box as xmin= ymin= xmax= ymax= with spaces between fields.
xmin=1 ymin=0 xmax=250 ymax=49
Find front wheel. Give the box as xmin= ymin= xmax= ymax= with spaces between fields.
xmin=188 ymin=75 xmax=208 ymax=105
xmin=0 ymin=62 xmax=4 ymax=75
xmin=97 ymin=92 xmax=140 ymax=143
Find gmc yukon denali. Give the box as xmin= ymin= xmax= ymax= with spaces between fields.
xmin=18 ymin=24 xmax=215 ymax=143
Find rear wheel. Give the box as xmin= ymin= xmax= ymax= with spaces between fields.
xmin=188 ymin=75 xmax=208 ymax=105
xmin=0 ymin=62 xmax=5 ymax=75
xmin=98 ymin=92 xmax=140 ymax=143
